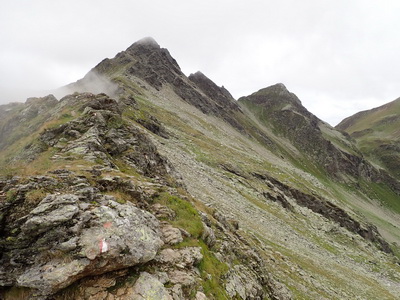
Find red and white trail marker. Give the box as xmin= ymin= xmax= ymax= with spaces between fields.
xmin=99 ymin=238 xmax=109 ymax=253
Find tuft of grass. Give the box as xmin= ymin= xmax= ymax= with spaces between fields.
xmin=105 ymin=190 xmax=136 ymax=205
xmin=155 ymin=192 xmax=203 ymax=238
xmin=6 ymin=189 xmax=18 ymax=202
xmin=197 ymin=240 xmax=230 ymax=300
xmin=25 ymin=189 xmax=47 ymax=205
xmin=44 ymin=113 xmax=75 ymax=130
xmin=113 ymin=158 xmax=142 ymax=178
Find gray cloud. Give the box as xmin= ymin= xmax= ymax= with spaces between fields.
xmin=1 ymin=0 xmax=400 ymax=125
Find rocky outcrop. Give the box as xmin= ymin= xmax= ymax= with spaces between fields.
xmin=37 ymin=93 xmax=172 ymax=179
xmin=0 ymin=94 xmax=58 ymax=151
xmin=0 ymin=175 xmax=163 ymax=297
xmin=188 ymin=71 xmax=245 ymax=131
xmin=253 ymin=172 xmax=392 ymax=253
xmin=0 ymin=169 xmax=279 ymax=299
xmin=188 ymin=71 xmax=238 ymax=111
xmin=129 ymin=272 xmax=172 ymax=300
xmin=202 ymin=212 xmax=278 ymax=299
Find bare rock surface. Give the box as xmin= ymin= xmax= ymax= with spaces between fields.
xmin=128 ymin=272 xmax=172 ymax=300
xmin=1 ymin=186 xmax=163 ymax=297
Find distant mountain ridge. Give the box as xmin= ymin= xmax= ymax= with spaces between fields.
xmin=337 ymin=97 xmax=400 ymax=180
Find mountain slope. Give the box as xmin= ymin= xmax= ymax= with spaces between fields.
xmin=337 ymin=98 xmax=400 ymax=180
xmin=238 ymin=84 xmax=366 ymax=178
xmin=1 ymin=37 xmax=400 ymax=299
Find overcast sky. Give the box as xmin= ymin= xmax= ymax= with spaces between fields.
xmin=1 ymin=0 xmax=400 ymax=125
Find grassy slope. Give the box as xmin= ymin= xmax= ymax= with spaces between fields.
xmin=337 ymin=98 xmax=400 ymax=135
xmin=336 ymin=98 xmax=400 ymax=178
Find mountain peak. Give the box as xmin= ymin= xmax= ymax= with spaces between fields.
xmin=2 ymin=36 xmax=400 ymax=300
xmin=188 ymin=71 xmax=237 ymax=108
xmin=241 ymin=83 xmax=302 ymax=109
xmin=189 ymin=71 xmax=207 ymax=79
xmin=255 ymin=83 xmax=293 ymax=98
xmin=129 ymin=36 xmax=160 ymax=49
xmin=273 ymin=82 xmax=288 ymax=90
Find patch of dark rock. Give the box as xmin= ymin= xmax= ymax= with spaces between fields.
xmin=79 ymin=93 xmax=121 ymax=115
xmin=350 ymin=128 xmax=374 ymax=139
xmin=119 ymin=95 xmax=139 ymax=110
xmin=188 ymin=71 xmax=240 ymax=113
xmin=136 ymin=115 xmax=169 ymax=139
xmin=220 ymin=163 xmax=248 ymax=179
xmin=262 ymin=190 xmax=294 ymax=211
xmin=213 ymin=211 xmax=239 ymax=232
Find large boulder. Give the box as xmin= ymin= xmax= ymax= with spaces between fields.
xmin=1 ymin=193 xmax=163 ymax=296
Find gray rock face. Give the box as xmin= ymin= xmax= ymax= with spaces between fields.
xmin=161 ymin=223 xmax=184 ymax=245
xmin=195 ymin=291 xmax=208 ymax=300
xmin=1 ymin=192 xmax=163 ymax=296
xmin=21 ymin=194 xmax=79 ymax=235
xmin=156 ymin=247 xmax=203 ymax=269
xmin=128 ymin=272 xmax=172 ymax=300
xmin=225 ymin=265 xmax=265 ymax=299
xmin=188 ymin=71 xmax=245 ymax=131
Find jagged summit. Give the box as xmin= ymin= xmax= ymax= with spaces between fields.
xmin=188 ymin=71 xmax=238 ymax=109
xmin=261 ymin=82 xmax=288 ymax=92
xmin=83 ymin=38 xmax=245 ymax=130
xmin=238 ymin=83 xmax=377 ymax=181
xmin=125 ymin=36 xmax=178 ymax=68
